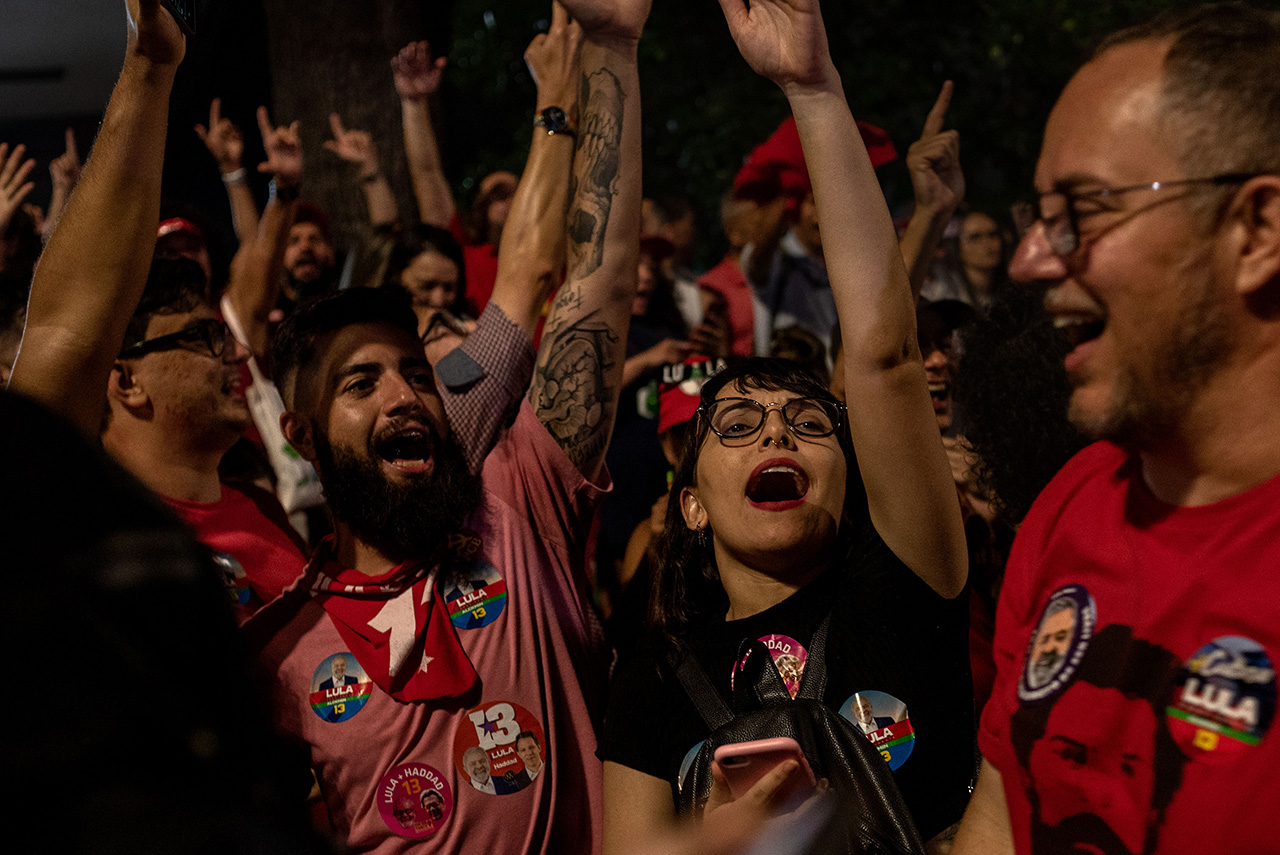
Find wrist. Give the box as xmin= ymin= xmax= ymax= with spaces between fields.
xmin=269 ymin=177 xmax=301 ymax=203
xmin=361 ymin=170 xmax=382 ymax=184
xmin=221 ymin=167 xmax=247 ymax=185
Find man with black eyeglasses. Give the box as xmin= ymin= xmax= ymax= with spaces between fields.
xmin=953 ymin=5 xmax=1280 ymax=855
xmin=102 ymin=257 xmax=310 ymax=622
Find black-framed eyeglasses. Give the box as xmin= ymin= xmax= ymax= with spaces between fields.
xmin=700 ymin=396 xmax=845 ymax=441
xmin=1024 ymin=172 xmax=1266 ymax=257
xmin=119 ymin=318 xmax=229 ymax=359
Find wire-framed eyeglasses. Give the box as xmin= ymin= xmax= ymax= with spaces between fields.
xmin=119 ymin=318 xmax=229 ymax=359
xmin=700 ymin=396 xmax=845 ymax=441
xmin=1022 ymin=172 xmax=1266 ymax=257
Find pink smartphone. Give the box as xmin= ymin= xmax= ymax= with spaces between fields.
xmin=713 ymin=737 xmax=817 ymax=809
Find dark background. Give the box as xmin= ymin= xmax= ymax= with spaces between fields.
xmin=0 ymin=0 xmax=1259 ymax=266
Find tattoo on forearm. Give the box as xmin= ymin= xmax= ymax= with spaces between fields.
xmin=566 ymin=68 xmax=624 ymax=279
xmin=531 ymin=309 xmax=618 ymax=466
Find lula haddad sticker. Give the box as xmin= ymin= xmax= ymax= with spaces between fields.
xmin=1166 ymin=635 xmax=1276 ymax=759
xmin=376 ymin=761 xmax=453 ymax=839
xmin=730 ymin=634 xmax=809 ymax=699
xmin=309 ymin=652 xmax=373 ymax=724
xmin=453 ymin=700 xmax=547 ymax=795
xmin=1019 ymin=584 xmax=1096 ymax=704
xmin=840 ymin=690 xmax=916 ymax=770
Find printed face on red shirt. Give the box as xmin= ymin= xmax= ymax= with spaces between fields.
xmin=1028 ymin=682 xmax=1158 ymax=855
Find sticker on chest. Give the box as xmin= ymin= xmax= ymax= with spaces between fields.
xmin=730 ymin=634 xmax=809 ymax=699
xmin=211 ymin=551 xmax=250 ymax=606
xmin=442 ymin=531 xmax=508 ymax=630
xmin=376 ymin=761 xmax=454 ymax=838
xmin=1019 ymin=584 xmax=1096 ymax=704
xmin=1166 ymin=635 xmax=1276 ymax=760
xmin=839 ymin=690 xmax=915 ymax=770
xmin=308 ymin=652 xmax=373 ymax=723
xmin=453 ymin=700 xmax=547 ymax=795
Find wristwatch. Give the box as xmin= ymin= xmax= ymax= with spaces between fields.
xmin=534 ymin=106 xmax=577 ymax=138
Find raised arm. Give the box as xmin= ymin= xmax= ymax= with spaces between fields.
xmin=487 ymin=2 xmax=582 ymax=337
xmin=528 ymin=0 xmax=649 ymax=479
xmin=196 ymin=98 xmax=260 ymax=243
xmin=7 ymin=0 xmax=185 ymax=437
xmin=393 ymin=41 xmax=456 ymax=227
xmin=223 ymin=108 xmax=303 ymax=361
xmin=326 ymin=112 xmax=398 ymax=228
xmin=42 ymin=130 xmax=82 ymax=243
xmin=897 ymin=81 xmax=964 ymax=297
xmin=0 ymin=143 xmax=36 ymax=245
xmin=719 ymin=0 xmax=966 ymax=596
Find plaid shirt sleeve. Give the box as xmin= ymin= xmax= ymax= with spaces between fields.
xmin=436 ymin=303 xmax=536 ymax=474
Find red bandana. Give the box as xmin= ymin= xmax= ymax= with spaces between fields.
xmin=309 ymin=537 xmax=479 ymax=702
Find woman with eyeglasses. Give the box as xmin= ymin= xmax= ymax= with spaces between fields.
xmin=597 ymin=0 xmax=972 ymax=849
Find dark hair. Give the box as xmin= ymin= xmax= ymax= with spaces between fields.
xmin=1097 ymin=2 xmax=1280 ymax=225
xmin=648 ymin=192 xmax=693 ymax=227
xmin=270 ymin=288 xmax=420 ymax=411
xmin=384 ymin=223 xmax=472 ymax=317
xmin=649 ymin=357 xmax=863 ymax=644
xmin=515 ymin=730 xmax=540 ymax=747
xmin=1010 ymin=624 xmax=1188 ymax=849
xmin=954 ymin=281 xmax=1087 ymax=525
xmin=467 ymin=172 xmax=517 ymax=245
xmin=121 ymin=258 xmax=211 ymax=353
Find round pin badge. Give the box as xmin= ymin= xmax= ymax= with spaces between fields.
xmin=211 ymin=551 xmax=250 ymax=606
xmin=1019 ymin=584 xmax=1096 ymax=704
xmin=1166 ymin=635 xmax=1276 ymax=760
xmin=839 ymin=690 xmax=915 ymax=770
xmin=443 ymin=561 xmax=508 ymax=630
xmin=376 ymin=761 xmax=454 ymax=839
xmin=453 ymin=700 xmax=547 ymax=795
xmin=730 ymin=634 xmax=809 ymax=699
xmin=308 ymin=652 xmax=373 ymax=724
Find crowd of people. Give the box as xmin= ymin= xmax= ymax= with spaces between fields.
xmin=5 ymin=0 xmax=1280 ymax=853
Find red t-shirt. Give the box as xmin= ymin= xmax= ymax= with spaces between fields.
xmin=980 ymin=441 xmax=1280 ymax=854
xmin=166 ymin=484 xmax=308 ymax=624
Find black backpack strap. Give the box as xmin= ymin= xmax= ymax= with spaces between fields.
xmin=794 ymin=609 xmax=832 ymax=701
xmin=673 ymin=650 xmax=735 ymax=731
xmin=733 ymin=637 xmax=794 ymax=709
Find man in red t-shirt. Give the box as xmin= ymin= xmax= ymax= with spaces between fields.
xmin=952 ymin=5 xmax=1280 ymax=855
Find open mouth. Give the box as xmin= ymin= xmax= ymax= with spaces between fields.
xmin=373 ymin=425 xmax=435 ymax=475
xmin=745 ymin=459 xmax=810 ymax=509
xmin=1052 ymin=313 xmax=1106 ymax=352
xmin=927 ymin=381 xmax=950 ymax=405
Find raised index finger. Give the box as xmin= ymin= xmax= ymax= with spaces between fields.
xmin=64 ymin=127 xmax=78 ymax=160
xmin=921 ymin=80 xmax=953 ymax=138
xmin=256 ymin=105 xmax=275 ymax=140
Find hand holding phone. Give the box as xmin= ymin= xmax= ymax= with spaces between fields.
xmin=713 ymin=737 xmax=817 ymax=813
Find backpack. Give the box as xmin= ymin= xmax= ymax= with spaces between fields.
xmin=673 ymin=612 xmax=927 ymax=855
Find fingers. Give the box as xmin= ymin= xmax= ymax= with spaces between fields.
xmin=256 ymin=105 xmax=274 ymax=140
xmin=329 ymin=112 xmax=347 ymax=141
xmin=194 ymin=123 xmax=208 ymax=142
xmin=0 ymin=143 xmax=29 ymax=187
xmin=550 ymin=0 xmax=569 ymax=33
xmin=209 ymin=97 xmax=222 ymax=128
xmin=64 ymin=127 xmax=78 ymax=160
xmin=739 ymin=759 xmax=799 ymax=810
xmin=715 ymin=0 xmax=750 ymax=34
xmin=921 ymin=79 xmax=953 ymax=138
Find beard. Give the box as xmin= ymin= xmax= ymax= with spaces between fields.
xmin=313 ymin=425 xmax=482 ymax=565
xmin=1031 ymin=809 xmax=1139 ymax=855
xmin=1073 ymin=257 xmax=1231 ymax=447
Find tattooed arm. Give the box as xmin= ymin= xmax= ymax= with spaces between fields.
xmin=528 ymin=0 xmax=650 ymax=479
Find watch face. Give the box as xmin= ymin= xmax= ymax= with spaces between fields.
xmin=544 ymin=107 xmax=566 ymax=125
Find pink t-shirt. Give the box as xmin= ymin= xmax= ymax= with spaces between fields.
xmin=250 ymin=400 xmax=609 ymax=854
xmin=166 ymin=485 xmax=307 ymax=624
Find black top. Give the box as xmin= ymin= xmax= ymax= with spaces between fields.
xmin=600 ymin=528 xmax=975 ymax=840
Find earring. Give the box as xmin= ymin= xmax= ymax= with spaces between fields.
xmin=697 ymin=526 xmax=707 ymax=548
